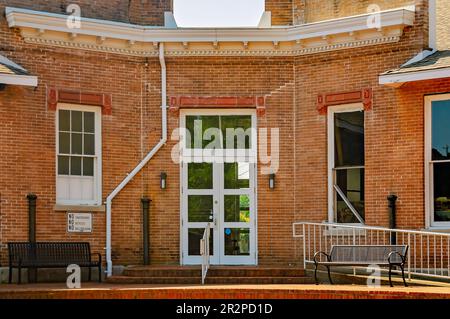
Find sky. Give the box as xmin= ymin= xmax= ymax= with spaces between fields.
xmin=173 ymin=0 xmax=265 ymax=27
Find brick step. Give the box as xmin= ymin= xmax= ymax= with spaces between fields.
xmin=122 ymin=267 xmax=305 ymax=278
xmin=207 ymin=267 xmax=306 ymax=278
xmin=107 ymin=275 xmax=314 ymax=285
xmin=205 ymin=276 xmax=315 ymax=285
xmin=123 ymin=268 xmax=201 ymax=278
xmin=106 ymin=276 xmax=201 ymax=285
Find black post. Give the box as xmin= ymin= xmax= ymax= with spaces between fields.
xmin=142 ymin=197 xmax=151 ymax=265
xmin=387 ymin=194 xmax=398 ymax=244
xmin=27 ymin=193 xmax=37 ymax=283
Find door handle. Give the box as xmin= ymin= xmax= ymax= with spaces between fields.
xmin=209 ymin=210 xmax=217 ymax=227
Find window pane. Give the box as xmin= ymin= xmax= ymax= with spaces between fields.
xmin=59 ymin=132 xmax=70 ymax=154
xmin=221 ymin=115 xmax=252 ymax=149
xmin=188 ymin=228 xmax=214 ymax=256
xmin=83 ymin=157 xmax=94 ymax=176
xmin=58 ymin=156 xmax=70 ymax=175
xmin=188 ymin=163 xmax=213 ymax=189
xmin=433 ymin=162 xmax=450 ymax=222
xmin=186 ymin=116 xmax=220 ymax=149
xmin=432 ymin=100 xmax=450 ymax=160
xmin=84 ymin=112 xmax=95 ymax=133
xmin=225 ymin=195 xmax=250 ymax=222
xmin=224 ymin=228 xmax=250 ymax=256
xmin=188 ymin=195 xmax=213 ymax=222
xmin=71 ymin=133 xmax=82 ymax=154
xmin=84 ymin=134 xmax=95 ymax=155
xmin=59 ymin=110 xmax=70 ymax=131
xmin=335 ymin=168 xmax=365 ymax=223
xmin=334 ymin=111 xmax=364 ymax=167
xmin=71 ymin=111 xmax=82 ymax=132
xmin=224 ymin=162 xmax=250 ymax=189
xmin=70 ymin=156 xmax=82 ymax=176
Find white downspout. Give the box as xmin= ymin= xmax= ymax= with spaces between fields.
xmin=105 ymin=43 xmax=167 ymax=277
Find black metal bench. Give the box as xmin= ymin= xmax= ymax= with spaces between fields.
xmin=8 ymin=242 xmax=102 ymax=284
xmin=313 ymin=245 xmax=408 ymax=287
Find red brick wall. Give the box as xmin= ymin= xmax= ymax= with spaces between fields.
xmin=0 ymin=0 xmax=438 ymax=268
xmin=265 ymin=0 xmax=293 ymax=26
xmin=3 ymin=0 xmax=172 ymax=25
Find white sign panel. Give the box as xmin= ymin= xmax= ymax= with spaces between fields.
xmin=67 ymin=212 xmax=92 ymax=233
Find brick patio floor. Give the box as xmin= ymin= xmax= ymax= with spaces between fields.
xmin=0 ymin=283 xmax=449 ymax=299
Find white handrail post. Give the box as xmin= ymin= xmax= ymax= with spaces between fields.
xmin=408 ymin=233 xmax=411 ymax=281
xmin=302 ymin=223 xmax=306 ymax=270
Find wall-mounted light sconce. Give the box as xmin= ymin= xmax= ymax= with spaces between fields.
xmin=160 ymin=172 xmax=167 ymax=189
xmin=269 ymin=173 xmax=276 ymax=189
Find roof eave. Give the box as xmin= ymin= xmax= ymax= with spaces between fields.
xmin=379 ymin=67 xmax=450 ymax=87
xmin=0 ymin=73 xmax=38 ymax=86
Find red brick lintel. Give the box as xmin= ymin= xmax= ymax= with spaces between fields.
xmin=169 ymin=96 xmax=266 ymax=116
xmin=317 ymin=88 xmax=372 ymax=115
xmin=47 ymin=88 xmax=112 ymax=115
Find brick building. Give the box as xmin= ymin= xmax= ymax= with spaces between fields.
xmin=0 ymin=0 xmax=449 ymax=280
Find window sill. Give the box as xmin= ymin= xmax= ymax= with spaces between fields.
xmin=54 ymin=204 xmax=105 ymax=213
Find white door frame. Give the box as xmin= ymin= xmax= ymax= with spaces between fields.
xmin=179 ymin=109 xmax=258 ymax=265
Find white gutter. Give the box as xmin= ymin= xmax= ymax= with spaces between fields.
xmin=105 ymin=43 xmax=167 ymax=277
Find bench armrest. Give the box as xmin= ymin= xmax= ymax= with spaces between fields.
xmin=313 ymin=251 xmax=331 ymax=264
xmin=93 ymin=253 xmax=102 ymax=265
xmin=388 ymin=251 xmax=406 ymax=265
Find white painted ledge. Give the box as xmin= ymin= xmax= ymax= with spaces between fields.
xmin=0 ymin=73 xmax=38 ymax=86
xmin=379 ymin=67 xmax=450 ymax=87
xmin=5 ymin=6 xmax=415 ymax=57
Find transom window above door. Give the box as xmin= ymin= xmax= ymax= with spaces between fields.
xmin=426 ymin=95 xmax=450 ymax=228
xmin=185 ymin=115 xmax=252 ymax=149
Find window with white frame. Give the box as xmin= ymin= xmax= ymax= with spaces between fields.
xmin=425 ymin=94 xmax=450 ymax=228
xmin=328 ymin=104 xmax=365 ymax=224
xmin=56 ymin=104 xmax=101 ymax=205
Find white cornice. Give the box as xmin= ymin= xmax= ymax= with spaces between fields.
xmin=6 ymin=6 xmax=416 ymax=57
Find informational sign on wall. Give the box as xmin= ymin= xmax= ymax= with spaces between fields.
xmin=67 ymin=212 xmax=92 ymax=233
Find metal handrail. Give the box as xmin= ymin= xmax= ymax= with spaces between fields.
xmin=293 ymin=221 xmax=450 ymax=281
xmin=200 ymin=223 xmax=211 ymax=285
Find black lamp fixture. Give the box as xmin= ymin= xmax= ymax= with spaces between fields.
xmin=269 ymin=173 xmax=276 ymax=189
xmin=160 ymin=172 xmax=167 ymax=189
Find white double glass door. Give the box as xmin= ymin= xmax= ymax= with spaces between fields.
xmin=180 ymin=110 xmax=257 ymax=265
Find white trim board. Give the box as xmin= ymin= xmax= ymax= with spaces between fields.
xmin=379 ymin=67 xmax=450 ymax=88
xmin=0 ymin=73 xmax=38 ymax=86
xmin=5 ymin=6 xmax=415 ymax=57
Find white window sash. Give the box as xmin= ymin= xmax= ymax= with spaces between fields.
xmin=327 ymin=103 xmax=365 ymax=224
xmin=425 ymin=94 xmax=450 ymax=228
xmin=56 ymin=103 xmax=102 ymax=206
